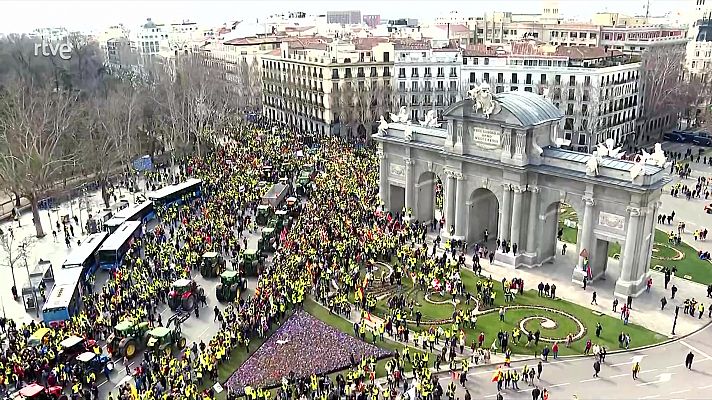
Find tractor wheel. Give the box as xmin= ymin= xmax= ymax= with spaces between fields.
xmin=200 ymin=264 xmax=209 ymax=278
xmin=179 ymin=337 xmax=187 ymax=349
xmin=216 ymin=283 xmax=224 ymax=302
xmin=163 ymin=345 xmax=172 ymax=357
xmin=123 ymin=339 xmax=137 ymax=358
xmin=182 ymin=294 xmax=196 ymax=311
xmin=167 ymin=296 xmax=179 ymax=311
xmin=229 ymin=284 xmax=239 ymax=301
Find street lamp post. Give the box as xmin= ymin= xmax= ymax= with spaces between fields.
xmin=77 ymin=187 xmax=86 ymax=235
xmin=672 ymin=306 xmax=679 ymax=336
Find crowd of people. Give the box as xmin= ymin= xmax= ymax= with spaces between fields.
xmin=4 ymin=118 xmax=712 ymax=400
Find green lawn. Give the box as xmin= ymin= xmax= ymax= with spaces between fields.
xmin=371 ymin=266 xmax=666 ymax=357
xmin=558 ymin=204 xmax=712 ymax=285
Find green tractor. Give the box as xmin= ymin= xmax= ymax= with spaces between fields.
xmin=106 ymin=319 xmax=150 ymax=359
xmin=268 ymin=210 xmax=288 ymax=231
xmin=296 ymin=164 xmax=316 ymax=196
xmin=215 ymin=270 xmax=247 ymax=302
xmin=239 ymin=248 xmax=262 ymax=276
xmin=200 ymin=252 xmax=225 ymax=278
xmin=146 ymin=313 xmax=189 ymax=357
xmin=256 ymin=205 xmax=273 ymax=226
xmin=258 ymin=227 xmax=278 ymax=253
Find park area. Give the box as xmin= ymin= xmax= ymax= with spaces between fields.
xmin=367 ymin=262 xmax=666 ymax=357
xmin=558 ymin=203 xmax=712 ymax=284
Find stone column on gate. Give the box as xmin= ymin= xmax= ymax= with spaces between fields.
xmin=377 ymin=148 xmax=389 ymax=210
xmin=404 ymin=157 xmax=415 ymax=220
xmin=615 ymin=206 xmax=642 ymax=297
xmin=453 ymin=172 xmax=466 ymax=239
xmin=525 ymin=186 xmax=540 ymax=253
xmin=577 ymin=197 xmax=595 ymax=271
xmin=498 ymin=184 xmax=512 ymax=243
xmin=443 ymin=170 xmax=457 ymax=236
xmin=637 ymin=202 xmax=658 ymax=276
xmin=510 ymin=185 xmax=524 ymax=249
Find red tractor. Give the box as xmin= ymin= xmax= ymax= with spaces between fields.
xmin=167 ymin=279 xmax=204 ymax=312
xmin=15 ymin=384 xmax=66 ymax=400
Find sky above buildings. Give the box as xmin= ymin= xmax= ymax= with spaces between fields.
xmin=0 ymin=0 xmax=688 ymax=34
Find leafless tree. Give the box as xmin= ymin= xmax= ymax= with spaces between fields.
xmin=81 ymin=82 xmax=142 ymax=207
xmin=639 ymin=44 xmax=691 ymax=140
xmin=0 ymin=83 xmax=78 ymax=237
xmin=0 ymin=232 xmax=35 ymax=290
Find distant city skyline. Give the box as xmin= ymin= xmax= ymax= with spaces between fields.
xmin=0 ymin=0 xmax=688 ymax=34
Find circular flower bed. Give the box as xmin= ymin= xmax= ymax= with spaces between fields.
xmin=651 ymin=243 xmax=684 ymax=261
xmin=512 ymin=306 xmax=586 ymax=343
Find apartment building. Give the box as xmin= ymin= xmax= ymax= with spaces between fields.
xmin=393 ymin=40 xmax=462 ymax=121
xmin=132 ymin=18 xmax=208 ymax=61
xmin=461 ymin=42 xmax=641 ymax=152
xmin=688 ymin=0 xmax=712 ymax=73
xmin=261 ymin=37 xmax=394 ymax=135
xmin=326 ymin=10 xmax=362 ymax=25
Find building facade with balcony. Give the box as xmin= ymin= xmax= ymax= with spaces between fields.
xmin=687 ymin=0 xmax=712 ymax=74
xmin=393 ymin=40 xmax=462 ymax=122
xmin=261 ymin=38 xmax=394 ymax=135
xmin=461 ymin=43 xmax=641 ymax=152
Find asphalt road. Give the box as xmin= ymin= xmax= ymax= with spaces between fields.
xmin=95 ymin=229 xmax=264 ymax=398
xmin=436 ymin=319 xmax=712 ymax=400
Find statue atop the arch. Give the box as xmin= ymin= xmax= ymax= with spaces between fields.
xmin=378 ymin=115 xmax=389 ymax=134
xmin=467 ymin=83 xmax=501 ymax=118
xmin=586 ymin=150 xmax=601 ymax=176
xmin=389 ymin=106 xmax=410 ymax=123
xmin=596 ymin=139 xmax=624 ymax=159
xmin=419 ymin=110 xmax=441 ymax=128
xmin=645 ymin=143 xmax=668 ymax=167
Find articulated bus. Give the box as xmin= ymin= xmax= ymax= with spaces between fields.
xmin=148 ymin=178 xmax=202 ymax=208
xmin=97 ymin=221 xmax=143 ymax=271
xmin=60 ymin=232 xmax=108 ymax=278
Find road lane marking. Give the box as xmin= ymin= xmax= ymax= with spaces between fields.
xmin=549 ymin=383 xmax=569 ymax=388
xmin=699 ymin=384 xmax=712 ymax=389
xmin=639 ymin=395 xmax=660 ymax=399
xmin=669 ymin=389 xmax=690 ymax=395
xmin=611 ymin=361 xmax=630 ymax=366
xmin=666 ymin=363 xmax=683 ymax=369
xmin=611 ymin=373 xmax=628 ymax=378
xmin=681 ymin=340 xmax=712 ymax=360
xmin=579 ymin=378 xmax=599 ymax=383
xmin=197 ymin=324 xmax=211 ymax=338
xmin=640 ymin=369 xmax=658 ymax=374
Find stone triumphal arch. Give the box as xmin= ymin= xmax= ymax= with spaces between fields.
xmin=374 ymin=90 xmax=668 ymax=298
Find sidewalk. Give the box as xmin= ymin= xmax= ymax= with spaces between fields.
xmin=0 ymin=179 xmax=148 ymax=321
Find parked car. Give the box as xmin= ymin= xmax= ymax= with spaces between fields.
xmin=664 ymin=132 xmax=685 ymax=142
xmin=693 ymin=134 xmax=712 ymax=146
